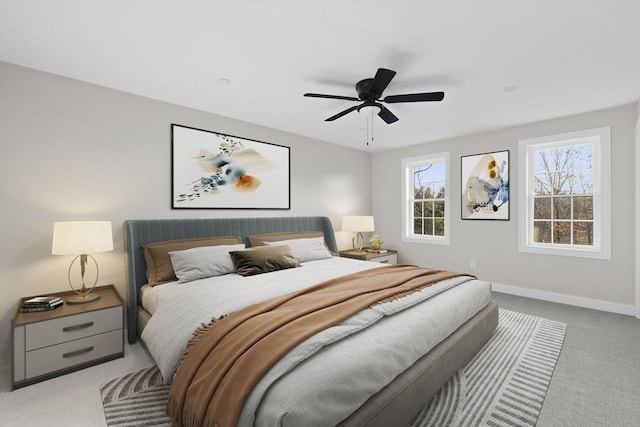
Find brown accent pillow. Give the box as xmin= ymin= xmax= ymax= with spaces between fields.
xmin=143 ymin=236 xmax=242 ymax=285
xmin=229 ymin=245 xmax=301 ymax=276
xmin=247 ymin=231 xmax=324 ymax=247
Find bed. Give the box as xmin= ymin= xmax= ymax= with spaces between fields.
xmin=124 ymin=216 xmax=498 ymax=427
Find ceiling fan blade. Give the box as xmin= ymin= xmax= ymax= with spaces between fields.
xmin=368 ymin=68 xmax=396 ymax=97
xmin=378 ymin=106 xmax=399 ymax=124
xmin=326 ymin=104 xmax=360 ymax=121
xmin=304 ymin=93 xmax=359 ymax=102
xmin=383 ymin=91 xmax=445 ymax=103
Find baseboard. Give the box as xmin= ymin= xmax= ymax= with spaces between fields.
xmin=492 ymin=282 xmax=636 ymax=317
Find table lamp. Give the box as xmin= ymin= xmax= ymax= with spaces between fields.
xmin=342 ymin=216 xmax=375 ymax=251
xmin=51 ymin=221 xmax=113 ymax=304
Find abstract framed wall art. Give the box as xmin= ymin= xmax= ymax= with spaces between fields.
xmin=172 ymin=124 xmax=290 ymax=209
xmin=461 ymin=150 xmax=509 ymax=220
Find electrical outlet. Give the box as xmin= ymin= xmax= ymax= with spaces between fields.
xmin=469 ymin=260 xmax=476 ymax=269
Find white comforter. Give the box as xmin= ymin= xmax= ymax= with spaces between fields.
xmin=141 ymin=257 xmax=491 ymax=427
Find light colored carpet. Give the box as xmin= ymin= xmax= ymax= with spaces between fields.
xmin=100 ymin=309 xmax=566 ymax=427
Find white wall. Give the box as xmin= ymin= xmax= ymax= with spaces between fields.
xmin=372 ymin=104 xmax=637 ymax=311
xmin=0 ymin=62 xmax=372 ymax=364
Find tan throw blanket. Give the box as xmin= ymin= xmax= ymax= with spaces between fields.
xmin=167 ymin=265 xmax=469 ymax=427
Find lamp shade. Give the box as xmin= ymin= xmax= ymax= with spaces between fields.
xmin=52 ymin=221 xmax=113 ymax=255
xmin=342 ymin=216 xmax=375 ymax=232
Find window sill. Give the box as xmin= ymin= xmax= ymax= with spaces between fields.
xmin=403 ymin=235 xmax=450 ymax=246
xmin=519 ymin=243 xmax=610 ymax=260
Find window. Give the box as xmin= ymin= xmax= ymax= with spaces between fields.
xmin=402 ymin=152 xmax=450 ymax=245
xmin=518 ymin=127 xmax=611 ymax=259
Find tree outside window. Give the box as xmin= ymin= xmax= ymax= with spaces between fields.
xmin=532 ymin=143 xmax=594 ymax=246
xmin=402 ymin=152 xmax=450 ymax=245
xmin=412 ymin=162 xmax=446 ymax=237
xmin=518 ymin=127 xmax=610 ymax=259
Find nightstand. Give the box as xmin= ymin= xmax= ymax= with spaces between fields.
xmin=339 ymin=249 xmax=398 ymax=264
xmin=11 ymin=284 xmax=124 ymax=390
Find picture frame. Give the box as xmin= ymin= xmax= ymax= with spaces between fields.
xmin=171 ymin=124 xmax=290 ymax=209
xmin=461 ymin=150 xmax=509 ymax=220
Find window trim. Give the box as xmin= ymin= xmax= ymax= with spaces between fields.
xmin=401 ymin=151 xmax=451 ymax=245
xmin=518 ymin=127 xmax=611 ymax=259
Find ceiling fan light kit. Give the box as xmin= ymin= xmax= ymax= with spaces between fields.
xmin=358 ymin=104 xmax=382 ymax=114
xmin=304 ymin=68 xmax=444 ymax=125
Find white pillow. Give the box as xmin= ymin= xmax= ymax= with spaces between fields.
xmin=264 ymin=236 xmax=332 ymax=263
xmin=168 ymin=243 xmax=246 ymax=283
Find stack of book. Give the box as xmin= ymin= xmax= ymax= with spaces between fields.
xmin=20 ymin=296 xmax=64 ymax=313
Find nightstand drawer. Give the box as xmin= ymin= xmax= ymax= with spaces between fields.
xmin=25 ymin=329 xmax=122 ymax=379
xmin=370 ymin=254 xmax=398 ymax=264
xmin=25 ymin=306 xmax=122 ymax=351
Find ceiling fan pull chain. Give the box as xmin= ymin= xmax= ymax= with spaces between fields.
xmin=371 ymin=107 xmax=374 ymax=144
xmin=365 ymin=119 xmax=369 ymax=146
xmin=366 ymin=108 xmax=374 ymax=146
xmin=366 ymin=116 xmax=370 ymax=146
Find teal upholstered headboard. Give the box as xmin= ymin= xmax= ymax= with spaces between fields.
xmin=123 ymin=216 xmax=338 ymax=343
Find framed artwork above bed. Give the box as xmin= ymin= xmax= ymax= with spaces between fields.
xmin=171 ymin=124 xmax=291 ymax=209
xmin=461 ymin=150 xmax=510 ymax=220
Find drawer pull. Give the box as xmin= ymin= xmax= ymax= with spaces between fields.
xmin=379 ymin=260 xmax=390 ymax=263
xmin=62 ymin=346 xmax=94 ymax=358
xmin=63 ymin=321 xmax=94 ymax=332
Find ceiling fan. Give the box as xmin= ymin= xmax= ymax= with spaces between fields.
xmin=304 ymin=68 xmax=444 ymax=124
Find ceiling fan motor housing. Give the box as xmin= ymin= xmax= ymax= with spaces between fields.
xmin=355 ymin=78 xmax=377 ymax=101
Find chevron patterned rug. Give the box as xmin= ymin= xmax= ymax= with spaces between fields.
xmin=100 ymin=309 xmax=566 ymax=427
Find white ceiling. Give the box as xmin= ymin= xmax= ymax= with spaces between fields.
xmin=1 ymin=1 xmax=639 ymax=152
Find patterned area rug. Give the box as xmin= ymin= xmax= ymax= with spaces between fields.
xmin=101 ymin=366 xmax=170 ymax=427
xmin=412 ymin=309 xmax=566 ymax=427
xmin=100 ymin=309 xmax=566 ymax=427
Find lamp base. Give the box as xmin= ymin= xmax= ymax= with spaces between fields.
xmin=67 ymin=293 xmax=101 ymax=305
xmin=352 ymin=232 xmax=365 ymax=251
